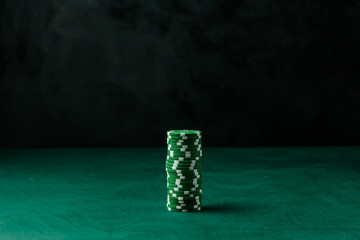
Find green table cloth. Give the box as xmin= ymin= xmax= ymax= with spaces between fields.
xmin=0 ymin=148 xmax=359 ymax=239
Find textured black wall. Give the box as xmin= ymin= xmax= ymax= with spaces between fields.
xmin=1 ymin=0 xmax=360 ymax=147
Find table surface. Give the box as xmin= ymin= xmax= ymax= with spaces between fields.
xmin=0 ymin=147 xmax=359 ymax=240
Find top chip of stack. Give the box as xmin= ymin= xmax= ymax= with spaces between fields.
xmin=167 ymin=130 xmax=201 ymax=138
xmin=166 ymin=130 xmax=202 ymax=212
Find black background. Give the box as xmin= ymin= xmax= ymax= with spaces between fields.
xmin=1 ymin=0 xmax=360 ymax=147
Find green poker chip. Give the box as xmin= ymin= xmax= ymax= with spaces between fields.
xmin=167 ymin=181 xmax=201 ymax=186
xmin=167 ymin=200 xmax=201 ymax=205
xmin=166 ymin=169 xmax=201 ymax=174
xmin=167 ymin=178 xmax=201 ymax=182
xmin=167 ymin=189 xmax=202 ymax=195
xmin=166 ymin=164 xmax=201 ymax=169
xmin=168 ymin=195 xmax=202 ymax=200
xmin=166 ymin=161 xmax=201 ymax=165
xmin=169 ymin=160 xmax=201 ymax=164
xmin=167 ymin=177 xmax=201 ymax=182
xmin=167 ymin=158 xmax=201 ymax=162
xmin=166 ymin=169 xmax=200 ymax=173
xmin=167 ymin=153 xmax=202 ymax=158
xmin=167 ymin=135 xmax=201 ymax=140
xmin=166 ymin=168 xmax=200 ymax=172
xmin=167 ymin=178 xmax=201 ymax=183
xmin=166 ymin=163 xmax=201 ymax=168
xmin=167 ymin=181 xmax=202 ymax=186
xmin=167 ymin=204 xmax=201 ymax=209
xmin=168 ymin=197 xmax=202 ymax=202
xmin=168 ymin=150 xmax=201 ymax=154
xmin=167 ymin=130 xmax=201 ymax=136
xmin=166 ymin=157 xmax=201 ymax=161
xmin=166 ymin=160 xmax=201 ymax=164
xmin=166 ymin=174 xmax=201 ymax=179
xmin=167 ymin=141 xmax=202 ymax=146
xmin=167 ymin=153 xmax=201 ymax=158
xmin=167 ymin=195 xmax=201 ymax=200
xmin=167 ymin=174 xmax=201 ymax=178
xmin=167 ymin=136 xmax=201 ymax=140
xmin=167 ymin=179 xmax=201 ymax=184
xmin=167 ymin=141 xmax=202 ymax=147
xmin=169 ymin=194 xmax=201 ymax=200
xmin=166 ymin=167 xmax=200 ymax=171
xmin=166 ymin=162 xmax=201 ymax=167
xmin=167 ymin=206 xmax=200 ymax=209
xmin=166 ymin=174 xmax=201 ymax=178
xmin=167 ymin=204 xmax=200 ymax=210
xmin=168 ymin=192 xmax=202 ymax=197
xmin=167 ymin=154 xmax=201 ymax=158
xmin=167 ymin=150 xmax=202 ymax=156
xmin=167 ymin=189 xmax=202 ymax=194
xmin=167 ymin=202 xmax=201 ymax=206
xmin=167 ymin=194 xmax=201 ymax=199
xmin=167 ymin=143 xmax=202 ymax=150
xmin=167 ymin=136 xmax=201 ymax=142
xmin=167 ymin=201 xmax=201 ymax=206
xmin=167 ymin=137 xmax=201 ymax=142
xmin=167 ymin=134 xmax=201 ymax=139
xmin=167 ymin=196 xmax=202 ymax=201
xmin=167 ymin=138 xmax=201 ymax=142
xmin=167 ymin=186 xmax=201 ymax=191
xmin=167 ymin=134 xmax=201 ymax=138
xmin=167 ymin=136 xmax=201 ymax=139
xmin=166 ymin=161 xmax=200 ymax=166
xmin=166 ymin=172 xmax=201 ymax=176
xmin=167 ymin=148 xmax=202 ymax=153
xmin=166 ymin=168 xmax=201 ymax=171
xmin=167 ymin=183 xmax=201 ymax=188
xmin=167 ymin=208 xmax=201 ymax=212
xmin=167 ymin=169 xmax=201 ymax=172
xmin=166 ymin=158 xmax=201 ymax=162
xmin=167 ymin=185 xmax=201 ymax=190
xmin=167 ymin=203 xmax=201 ymax=206
xmin=166 ymin=158 xmax=202 ymax=162
xmin=167 ymin=208 xmax=201 ymax=213
xmin=167 ymin=175 xmax=200 ymax=180
xmin=166 ymin=165 xmax=201 ymax=169
xmin=167 ymin=176 xmax=201 ymax=181
xmin=168 ymin=142 xmax=201 ymax=145
xmin=168 ymin=149 xmax=201 ymax=154
xmin=167 ymin=187 xmax=201 ymax=191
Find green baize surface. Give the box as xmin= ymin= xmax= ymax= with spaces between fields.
xmin=0 ymin=148 xmax=359 ymax=239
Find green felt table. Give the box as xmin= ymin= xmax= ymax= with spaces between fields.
xmin=0 ymin=148 xmax=359 ymax=239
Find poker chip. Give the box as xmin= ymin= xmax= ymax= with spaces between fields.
xmin=166 ymin=130 xmax=202 ymax=212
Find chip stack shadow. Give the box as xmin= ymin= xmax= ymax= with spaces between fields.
xmin=166 ymin=130 xmax=202 ymax=212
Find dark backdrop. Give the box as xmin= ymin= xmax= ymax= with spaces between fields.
xmin=1 ymin=0 xmax=360 ymax=147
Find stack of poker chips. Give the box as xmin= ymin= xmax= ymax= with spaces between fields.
xmin=166 ymin=130 xmax=202 ymax=212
